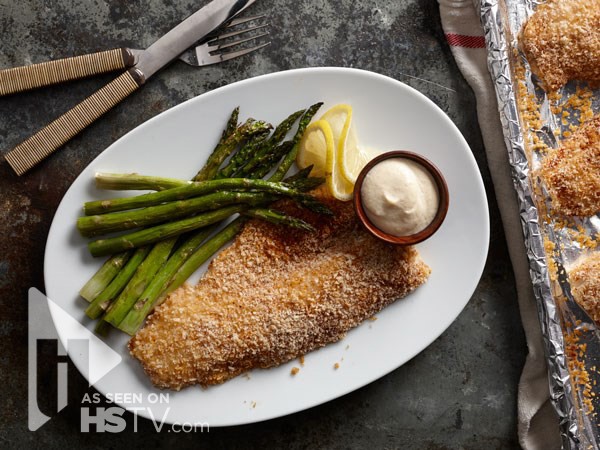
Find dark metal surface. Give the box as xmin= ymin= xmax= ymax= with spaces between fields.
xmin=0 ymin=0 xmax=525 ymax=447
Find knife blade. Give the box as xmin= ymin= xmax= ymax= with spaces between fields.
xmin=134 ymin=0 xmax=256 ymax=81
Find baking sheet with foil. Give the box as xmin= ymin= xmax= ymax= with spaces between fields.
xmin=480 ymin=0 xmax=600 ymax=448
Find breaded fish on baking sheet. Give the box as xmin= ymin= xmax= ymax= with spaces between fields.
xmin=569 ymin=252 xmax=600 ymax=325
xmin=520 ymin=0 xmax=600 ymax=91
xmin=129 ymin=189 xmax=431 ymax=390
xmin=539 ymin=116 xmax=600 ymax=217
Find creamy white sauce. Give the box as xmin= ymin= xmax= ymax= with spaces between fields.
xmin=361 ymin=158 xmax=439 ymax=236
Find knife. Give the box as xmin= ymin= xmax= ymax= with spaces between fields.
xmin=2 ymin=0 xmax=256 ymax=176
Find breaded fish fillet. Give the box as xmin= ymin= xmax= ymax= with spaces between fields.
xmin=569 ymin=252 xmax=600 ymax=324
xmin=520 ymin=0 xmax=600 ymax=91
xmin=539 ymin=116 xmax=600 ymax=217
xmin=129 ymin=189 xmax=431 ymax=389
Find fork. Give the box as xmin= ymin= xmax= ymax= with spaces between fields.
xmin=180 ymin=15 xmax=270 ymax=66
xmin=2 ymin=15 xmax=270 ymax=176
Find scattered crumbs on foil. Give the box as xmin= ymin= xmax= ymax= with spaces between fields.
xmin=543 ymin=238 xmax=558 ymax=282
xmin=566 ymin=224 xmax=599 ymax=250
xmin=290 ymin=367 xmax=300 ymax=376
xmin=514 ymin=60 xmax=548 ymax=155
xmin=565 ymin=321 xmax=597 ymax=416
xmin=549 ymin=86 xmax=595 ymax=142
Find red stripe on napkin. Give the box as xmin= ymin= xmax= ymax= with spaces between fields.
xmin=445 ymin=33 xmax=485 ymax=48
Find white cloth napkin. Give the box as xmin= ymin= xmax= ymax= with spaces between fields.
xmin=436 ymin=0 xmax=561 ymax=448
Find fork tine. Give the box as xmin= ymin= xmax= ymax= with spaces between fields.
xmin=210 ymin=42 xmax=271 ymax=64
xmin=200 ymin=14 xmax=266 ymax=42
xmin=210 ymin=31 xmax=270 ymax=52
xmin=209 ymin=23 xmax=269 ymax=42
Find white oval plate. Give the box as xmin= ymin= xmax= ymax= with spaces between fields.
xmin=44 ymin=67 xmax=489 ymax=427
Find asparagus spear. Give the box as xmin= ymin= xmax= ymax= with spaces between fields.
xmin=285 ymin=176 xmax=324 ymax=192
xmin=237 ymin=110 xmax=305 ymax=176
xmin=88 ymin=205 xmax=247 ymax=257
xmin=117 ymin=226 xmax=218 ymax=335
xmin=79 ymin=252 xmax=131 ymax=302
xmin=271 ymin=102 xmax=323 ymax=182
xmin=266 ymin=109 xmax=306 ymax=147
xmin=94 ymin=318 xmax=111 ymax=336
xmin=79 ymin=191 xmax=278 ymax=237
xmin=238 ymin=141 xmax=293 ymax=178
xmin=282 ymin=165 xmax=324 ymax=190
xmin=118 ymin=220 xmax=247 ymax=335
xmin=94 ymin=173 xmax=189 ymax=191
xmin=244 ymin=208 xmax=315 ymax=231
xmin=220 ymin=106 xmax=240 ymax=142
xmin=85 ymin=247 xmax=151 ymax=319
xmin=193 ymin=119 xmax=272 ymax=182
xmin=216 ymin=129 xmax=270 ymax=179
xmin=102 ymin=239 xmax=177 ymax=327
xmin=84 ymin=177 xmax=315 ymax=215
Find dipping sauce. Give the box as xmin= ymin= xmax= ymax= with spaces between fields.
xmin=360 ymin=157 xmax=440 ymax=237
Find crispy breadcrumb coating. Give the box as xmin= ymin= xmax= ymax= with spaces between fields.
xmin=520 ymin=0 xmax=600 ymax=91
xmin=539 ymin=117 xmax=600 ymax=217
xmin=569 ymin=252 xmax=600 ymax=324
xmin=129 ymin=190 xmax=431 ymax=389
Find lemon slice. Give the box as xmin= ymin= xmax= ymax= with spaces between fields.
xmin=320 ymin=104 xmax=369 ymax=184
xmin=296 ymin=103 xmax=368 ymax=201
xmin=297 ymin=121 xmax=330 ymax=178
xmin=340 ymin=125 xmax=370 ymax=184
xmin=296 ymin=119 xmax=353 ymax=201
xmin=327 ymin=156 xmax=354 ymax=201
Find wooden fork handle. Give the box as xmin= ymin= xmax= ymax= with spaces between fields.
xmin=0 ymin=48 xmax=135 ymax=96
xmin=4 ymin=69 xmax=143 ymax=176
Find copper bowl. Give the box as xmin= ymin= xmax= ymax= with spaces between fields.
xmin=353 ymin=150 xmax=449 ymax=245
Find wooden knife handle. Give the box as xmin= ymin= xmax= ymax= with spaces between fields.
xmin=4 ymin=69 xmax=143 ymax=176
xmin=0 ymin=48 xmax=135 ymax=96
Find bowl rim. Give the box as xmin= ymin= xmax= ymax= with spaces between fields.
xmin=353 ymin=150 xmax=450 ymax=245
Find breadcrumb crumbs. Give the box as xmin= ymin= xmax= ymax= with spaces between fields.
xmin=565 ymin=326 xmax=595 ymax=414
xmin=544 ymin=238 xmax=558 ymax=282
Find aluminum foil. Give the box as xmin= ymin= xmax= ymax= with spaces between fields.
xmin=479 ymin=0 xmax=600 ymax=448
